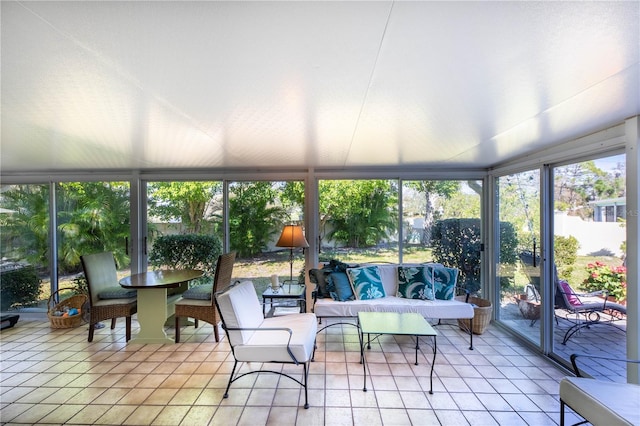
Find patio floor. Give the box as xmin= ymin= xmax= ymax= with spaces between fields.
xmin=500 ymin=301 xmax=627 ymax=383
xmin=0 ymin=312 xmax=592 ymax=425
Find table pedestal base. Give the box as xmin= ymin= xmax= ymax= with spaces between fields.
xmin=130 ymin=287 xmax=174 ymax=345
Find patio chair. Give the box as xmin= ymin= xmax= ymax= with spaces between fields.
xmin=214 ymin=280 xmax=317 ymax=409
xmin=81 ymin=252 xmax=137 ymax=342
xmin=174 ymin=251 xmax=236 ymax=343
xmin=560 ymin=353 xmax=640 ymax=426
xmin=554 ymin=278 xmax=626 ymax=344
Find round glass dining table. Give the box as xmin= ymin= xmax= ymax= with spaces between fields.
xmin=120 ymin=269 xmax=204 ymax=344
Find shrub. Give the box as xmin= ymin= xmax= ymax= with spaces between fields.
xmin=431 ymin=218 xmax=518 ymax=294
xmin=581 ymin=261 xmax=626 ymax=301
xmin=0 ymin=265 xmax=41 ymax=311
xmin=148 ymin=234 xmax=222 ymax=278
xmin=554 ymin=235 xmax=579 ymax=279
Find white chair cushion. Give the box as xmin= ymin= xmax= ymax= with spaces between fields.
xmin=234 ymin=313 xmax=318 ymax=363
xmin=217 ymin=280 xmax=264 ymax=344
xmin=560 ymin=377 xmax=640 ymax=426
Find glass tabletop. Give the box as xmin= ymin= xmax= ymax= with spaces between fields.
xmin=358 ymin=312 xmax=437 ymax=336
xmin=263 ymin=284 xmax=305 ymax=297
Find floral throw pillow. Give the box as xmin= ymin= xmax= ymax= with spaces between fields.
xmin=397 ymin=266 xmax=434 ymax=300
xmin=431 ymin=265 xmax=459 ymax=300
xmin=346 ymin=266 xmax=386 ymax=300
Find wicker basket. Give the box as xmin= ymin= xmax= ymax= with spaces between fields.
xmin=456 ymin=295 xmax=492 ymax=335
xmin=48 ymin=289 xmax=87 ymax=329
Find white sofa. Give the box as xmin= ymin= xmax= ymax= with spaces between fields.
xmin=311 ymin=263 xmax=476 ymax=349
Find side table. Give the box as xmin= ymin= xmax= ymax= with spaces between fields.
xmin=262 ymin=284 xmax=306 ymax=317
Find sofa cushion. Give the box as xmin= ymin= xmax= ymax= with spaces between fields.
xmin=313 ymin=295 xmax=474 ymax=319
xmin=375 ymin=264 xmax=401 ymax=296
xmin=431 ymin=265 xmax=458 ymax=300
xmin=327 ymin=271 xmax=355 ymax=302
xmin=347 ymin=266 xmax=386 ymax=300
xmin=397 ymin=266 xmax=434 ymax=300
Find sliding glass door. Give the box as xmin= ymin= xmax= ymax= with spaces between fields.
xmin=0 ymin=181 xmax=131 ymax=313
xmin=550 ymin=153 xmax=627 ymax=380
xmin=401 ymin=180 xmax=483 ymax=290
xmin=495 ymin=170 xmax=541 ymax=345
xmin=0 ymin=184 xmax=51 ymax=312
xmin=56 ymin=181 xmax=131 ymax=295
xmin=228 ymin=180 xmax=305 ymax=293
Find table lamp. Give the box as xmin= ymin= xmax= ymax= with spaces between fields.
xmin=275 ymin=224 xmax=309 ymax=283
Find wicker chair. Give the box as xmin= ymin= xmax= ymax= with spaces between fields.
xmin=174 ymin=251 xmax=236 ymax=343
xmin=81 ymin=252 xmax=137 ymax=342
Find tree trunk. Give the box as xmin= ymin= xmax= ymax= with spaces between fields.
xmin=421 ymin=193 xmax=436 ymax=246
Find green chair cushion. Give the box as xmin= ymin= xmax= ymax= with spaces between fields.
xmin=98 ymin=287 xmax=137 ymax=300
xmin=182 ymin=284 xmax=213 ymax=300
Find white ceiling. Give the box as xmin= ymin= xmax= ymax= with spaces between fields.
xmin=1 ymin=1 xmax=638 ymax=173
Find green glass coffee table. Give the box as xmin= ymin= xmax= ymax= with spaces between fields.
xmin=358 ymin=311 xmax=437 ymax=394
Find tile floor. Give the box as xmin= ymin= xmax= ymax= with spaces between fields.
xmin=0 ymin=314 xmax=585 ymax=425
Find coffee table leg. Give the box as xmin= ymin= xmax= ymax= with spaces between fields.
xmin=357 ymin=318 xmax=367 ymax=391
xmin=362 ymin=342 xmax=367 ymax=391
xmin=415 ymin=335 xmax=419 ymax=365
xmin=429 ymin=335 xmax=437 ymax=394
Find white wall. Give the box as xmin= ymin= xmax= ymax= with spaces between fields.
xmin=554 ymin=211 xmax=625 ymax=257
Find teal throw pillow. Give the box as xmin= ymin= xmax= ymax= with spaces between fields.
xmin=347 ymin=266 xmax=386 ymax=300
xmin=327 ymin=271 xmax=355 ymax=302
xmin=98 ymin=286 xmax=137 ymax=300
xmin=182 ymin=284 xmax=213 ymax=300
xmin=397 ymin=266 xmax=434 ymax=300
xmin=431 ymin=265 xmax=459 ymax=300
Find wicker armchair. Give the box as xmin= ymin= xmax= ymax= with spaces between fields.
xmin=81 ymin=252 xmax=137 ymax=342
xmin=174 ymin=251 xmax=236 ymax=342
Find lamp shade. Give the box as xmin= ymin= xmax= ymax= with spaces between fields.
xmin=275 ymin=225 xmax=309 ymax=249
